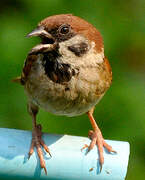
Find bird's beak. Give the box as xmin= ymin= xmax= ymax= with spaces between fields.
xmin=26 ymin=26 xmax=53 ymax=39
xmin=27 ymin=26 xmax=57 ymax=55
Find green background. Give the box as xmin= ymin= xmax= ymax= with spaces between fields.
xmin=0 ymin=0 xmax=145 ymax=179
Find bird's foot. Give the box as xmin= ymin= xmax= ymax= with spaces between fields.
xmin=87 ymin=130 xmax=116 ymax=172
xmin=28 ymin=124 xmax=51 ymax=174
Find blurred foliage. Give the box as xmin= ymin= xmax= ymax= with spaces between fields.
xmin=0 ymin=0 xmax=145 ymax=179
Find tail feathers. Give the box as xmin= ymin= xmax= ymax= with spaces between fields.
xmin=12 ymin=76 xmax=23 ymax=85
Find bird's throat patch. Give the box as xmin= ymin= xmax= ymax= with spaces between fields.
xmin=42 ymin=50 xmax=78 ymax=84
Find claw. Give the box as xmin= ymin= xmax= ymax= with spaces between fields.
xmin=100 ymin=163 xmax=103 ymax=173
xmin=44 ymin=166 xmax=47 ymax=175
xmin=87 ymin=130 xmax=116 ymax=173
xmin=28 ymin=141 xmax=34 ymax=159
xmin=111 ymin=150 xmax=117 ymax=154
xmin=28 ymin=152 xmax=32 ymax=159
xmin=85 ymin=147 xmax=91 ymax=155
xmin=28 ymin=124 xmax=51 ymax=175
xmin=81 ymin=144 xmax=89 ymax=152
xmin=87 ymin=110 xmax=116 ymax=174
xmin=40 ymin=139 xmax=52 ymax=157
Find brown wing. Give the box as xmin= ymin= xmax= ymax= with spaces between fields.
xmin=95 ymin=56 xmax=112 ymax=96
xmin=21 ymin=54 xmax=37 ymax=85
xmin=103 ymin=56 xmax=112 ymax=84
xmin=12 ymin=54 xmax=37 ymax=85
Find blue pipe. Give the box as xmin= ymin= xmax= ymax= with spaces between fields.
xmin=0 ymin=128 xmax=130 ymax=180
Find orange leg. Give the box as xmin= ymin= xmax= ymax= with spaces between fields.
xmin=28 ymin=103 xmax=51 ymax=174
xmin=87 ymin=107 xmax=116 ymax=172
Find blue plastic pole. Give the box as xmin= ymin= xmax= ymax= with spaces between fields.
xmin=0 ymin=128 xmax=130 ymax=180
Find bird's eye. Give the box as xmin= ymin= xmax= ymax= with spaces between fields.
xmin=59 ymin=25 xmax=70 ymax=35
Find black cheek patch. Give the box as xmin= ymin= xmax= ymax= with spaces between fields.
xmin=68 ymin=42 xmax=89 ymax=57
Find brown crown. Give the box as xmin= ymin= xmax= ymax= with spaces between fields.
xmin=39 ymin=14 xmax=103 ymax=52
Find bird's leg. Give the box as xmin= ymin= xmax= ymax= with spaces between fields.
xmin=28 ymin=102 xmax=51 ymax=174
xmin=87 ymin=107 xmax=116 ymax=172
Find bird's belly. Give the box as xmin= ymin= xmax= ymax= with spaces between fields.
xmin=38 ymin=93 xmax=101 ymax=117
xmin=24 ymin=56 xmax=109 ymax=117
xmin=25 ymin=75 xmax=103 ymax=117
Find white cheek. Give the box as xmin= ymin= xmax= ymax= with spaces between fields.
xmin=58 ymin=35 xmax=86 ymax=63
xmin=58 ymin=35 xmax=104 ymax=67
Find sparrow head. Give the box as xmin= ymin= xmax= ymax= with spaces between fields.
xmin=27 ymin=14 xmax=103 ymax=55
xmin=25 ymin=14 xmax=110 ymax=88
